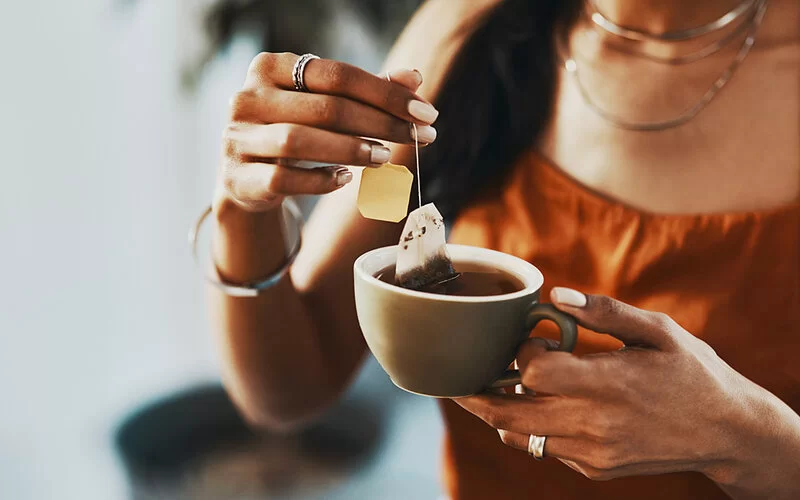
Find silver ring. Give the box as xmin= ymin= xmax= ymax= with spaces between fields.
xmin=292 ymin=53 xmax=319 ymax=92
xmin=528 ymin=434 xmax=546 ymax=460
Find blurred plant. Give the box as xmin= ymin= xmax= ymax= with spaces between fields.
xmin=177 ymin=0 xmax=423 ymax=90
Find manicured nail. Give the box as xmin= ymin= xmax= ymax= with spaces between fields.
xmin=406 ymin=69 xmax=423 ymax=86
xmin=411 ymin=124 xmax=437 ymax=143
xmin=408 ymin=100 xmax=439 ymax=124
xmin=551 ymin=287 xmax=587 ymax=307
xmin=334 ymin=167 xmax=352 ymax=187
xmin=389 ymin=68 xmax=423 ymax=87
xmin=370 ymin=145 xmax=391 ymax=165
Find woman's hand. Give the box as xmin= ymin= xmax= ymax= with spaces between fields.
xmin=218 ymin=52 xmax=439 ymax=212
xmin=455 ymin=288 xmax=800 ymax=498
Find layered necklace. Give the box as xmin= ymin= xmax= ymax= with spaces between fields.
xmin=561 ymin=0 xmax=769 ymax=131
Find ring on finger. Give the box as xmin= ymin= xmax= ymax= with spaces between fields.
xmin=528 ymin=434 xmax=547 ymax=460
xmin=292 ymin=53 xmax=320 ymax=92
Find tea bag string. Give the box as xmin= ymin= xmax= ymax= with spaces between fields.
xmin=412 ymin=123 xmax=422 ymax=208
xmin=386 ymin=72 xmax=423 ymax=209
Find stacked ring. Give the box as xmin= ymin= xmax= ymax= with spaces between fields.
xmin=292 ymin=53 xmax=320 ymax=92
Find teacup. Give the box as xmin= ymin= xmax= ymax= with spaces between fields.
xmin=354 ymin=244 xmax=577 ymax=397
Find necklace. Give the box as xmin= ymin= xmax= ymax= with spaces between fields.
xmin=587 ymin=5 xmax=754 ymax=65
xmin=562 ymin=0 xmax=768 ymax=132
xmin=589 ymin=0 xmax=756 ymax=42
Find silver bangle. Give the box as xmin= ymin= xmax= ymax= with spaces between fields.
xmin=188 ymin=198 xmax=304 ymax=297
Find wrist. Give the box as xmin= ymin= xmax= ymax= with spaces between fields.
xmin=211 ymin=189 xmax=289 ymax=284
xmin=701 ymin=378 xmax=800 ymax=498
xmin=212 ymin=185 xmax=283 ymax=221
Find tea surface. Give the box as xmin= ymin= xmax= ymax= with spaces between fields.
xmin=375 ymin=262 xmax=524 ymax=296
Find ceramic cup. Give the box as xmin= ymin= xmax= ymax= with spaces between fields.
xmin=354 ymin=244 xmax=578 ymax=397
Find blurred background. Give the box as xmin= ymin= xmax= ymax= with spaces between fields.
xmin=0 ymin=0 xmax=447 ymax=498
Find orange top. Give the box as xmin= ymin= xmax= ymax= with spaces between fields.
xmin=442 ymin=151 xmax=800 ymax=499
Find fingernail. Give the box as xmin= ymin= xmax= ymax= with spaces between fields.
xmin=388 ymin=68 xmax=423 ymax=86
xmin=408 ymin=100 xmax=439 ymax=124
xmin=411 ymin=124 xmax=437 ymax=143
xmin=334 ymin=167 xmax=352 ymax=187
xmin=370 ymin=145 xmax=391 ymax=165
xmin=551 ymin=287 xmax=587 ymax=307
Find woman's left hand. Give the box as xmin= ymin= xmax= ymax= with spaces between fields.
xmin=455 ymin=288 xmax=765 ymax=484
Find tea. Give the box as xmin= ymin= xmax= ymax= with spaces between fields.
xmin=375 ymin=262 xmax=525 ymax=296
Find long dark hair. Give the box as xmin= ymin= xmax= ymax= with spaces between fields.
xmin=422 ymin=0 xmax=581 ymax=220
xmin=204 ymin=0 xmax=581 ymax=220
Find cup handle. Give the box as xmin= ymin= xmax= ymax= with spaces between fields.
xmin=490 ymin=303 xmax=578 ymax=388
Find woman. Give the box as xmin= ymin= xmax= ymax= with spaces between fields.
xmin=208 ymin=0 xmax=799 ymax=497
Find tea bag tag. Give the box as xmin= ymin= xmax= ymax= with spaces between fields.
xmin=357 ymin=162 xmax=414 ymax=223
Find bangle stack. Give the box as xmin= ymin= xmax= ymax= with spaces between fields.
xmin=188 ymin=198 xmax=304 ymax=297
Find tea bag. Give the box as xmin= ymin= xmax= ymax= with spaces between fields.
xmin=395 ymin=202 xmax=458 ymax=290
xmin=357 ymin=123 xmax=458 ymax=290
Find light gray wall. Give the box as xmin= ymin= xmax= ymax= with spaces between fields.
xmin=0 ymin=1 xmax=442 ymax=498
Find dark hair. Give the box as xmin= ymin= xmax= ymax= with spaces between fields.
xmin=204 ymin=0 xmax=581 ymax=221
xmin=422 ymin=0 xmax=581 ymax=220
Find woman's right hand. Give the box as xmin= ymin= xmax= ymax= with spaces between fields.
xmin=217 ymin=52 xmax=439 ymax=213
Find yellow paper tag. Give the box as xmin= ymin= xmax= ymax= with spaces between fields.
xmin=357 ymin=163 xmax=414 ymax=223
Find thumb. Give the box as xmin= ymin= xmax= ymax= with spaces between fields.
xmin=382 ymin=68 xmax=423 ymax=92
xmin=550 ymin=287 xmax=680 ymax=350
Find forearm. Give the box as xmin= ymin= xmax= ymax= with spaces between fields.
xmin=203 ymin=43 xmax=447 ymax=429
xmin=706 ymin=379 xmax=800 ymax=499
xmin=209 ymin=198 xmax=356 ymax=430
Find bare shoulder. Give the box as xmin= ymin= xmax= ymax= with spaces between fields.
xmin=383 ymin=0 xmax=502 ymax=100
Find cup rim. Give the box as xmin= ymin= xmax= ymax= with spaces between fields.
xmin=354 ymin=244 xmax=544 ymax=303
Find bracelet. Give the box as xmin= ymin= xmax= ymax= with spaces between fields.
xmin=188 ymin=198 xmax=304 ymax=297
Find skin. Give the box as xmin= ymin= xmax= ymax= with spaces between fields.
xmin=542 ymin=0 xmax=799 ymax=214
xmin=456 ymin=289 xmax=800 ymax=499
xmin=208 ymin=0 xmax=800 ymax=496
xmin=594 ymin=0 xmax=754 ymax=35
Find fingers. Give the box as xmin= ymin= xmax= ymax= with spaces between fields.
xmin=496 ymin=431 xmax=591 ymax=462
xmin=246 ymin=53 xmax=438 ymax=125
xmin=453 ymin=393 xmax=581 ymax=437
xmin=230 ymin=89 xmax=436 ymax=145
xmin=223 ymin=54 xmax=435 ymax=208
xmin=382 ymin=68 xmax=423 ymax=91
xmin=223 ymin=162 xmax=352 ymax=207
xmin=495 ymin=430 xmax=614 ymax=478
xmin=224 ymin=123 xmax=392 ymax=167
xmin=515 ymin=338 xmax=597 ymax=395
xmin=550 ymin=288 xmax=682 ymax=350
xmin=496 ymin=430 xmax=586 ymax=457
